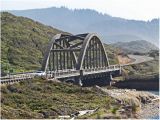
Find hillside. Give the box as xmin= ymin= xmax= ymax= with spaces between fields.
xmin=2 ymin=78 xmax=157 ymax=119
xmin=0 ymin=79 xmax=119 ymax=119
xmin=112 ymin=40 xmax=159 ymax=53
xmin=1 ymin=78 xmax=158 ymax=119
xmin=1 ymin=12 xmax=68 ymax=73
xmin=10 ymin=7 xmax=159 ymax=46
xmin=1 ymin=12 xmax=118 ymax=74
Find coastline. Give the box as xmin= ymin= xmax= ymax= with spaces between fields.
xmin=96 ymin=87 xmax=159 ymax=119
xmin=137 ymin=99 xmax=159 ymax=119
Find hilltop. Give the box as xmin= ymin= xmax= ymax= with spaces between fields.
xmin=112 ymin=40 xmax=159 ymax=54
xmin=10 ymin=7 xmax=159 ymax=46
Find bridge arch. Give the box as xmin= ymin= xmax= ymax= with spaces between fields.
xmin=41 ymin=33 xmax=110 ymax=72
xmin=76 ymin=33 xmax=109 ymax=70
xmin=41 ymin=34 xmax=61 ymax=72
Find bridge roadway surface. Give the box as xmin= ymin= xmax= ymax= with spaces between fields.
xmin=47 ymin=65 xmax=121 ymax=79
xmin=0 ymin=55 xmax=154 ymax=84
xmin=0 ymin=65 xmax=121 ymax=84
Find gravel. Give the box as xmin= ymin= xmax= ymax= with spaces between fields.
xmin=137 ymin=100 xmax=159 ymax=119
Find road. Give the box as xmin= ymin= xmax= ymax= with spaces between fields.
xmin=0 ymin=54 xmax=154 ymax=84
xmin=121 ymin=54 xmax=154 ymax=66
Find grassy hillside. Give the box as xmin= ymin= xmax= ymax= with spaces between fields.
xmin=1 ymin=79 xmax=120 ymax=119
xmin=1 ymin=12 xmax=68 ymax=73
xmin=1 ymin=12 xmax=118 ymax=74
xmin=104 ymin=44 xmax=120 ymax=65
xmin=122 ymin=51 xmax=159 ymax=79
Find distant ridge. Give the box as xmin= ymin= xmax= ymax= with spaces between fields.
xmin=10 ymin=7 xmax=159 ymax=46
xmin=112 ymin=40 xmax=159 ymax=53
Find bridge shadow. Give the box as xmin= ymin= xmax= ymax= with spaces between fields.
xmin=61 ymin=75 xmax=111 ymax=87
xmin=81 ymin=77 xmax=111 ymax=87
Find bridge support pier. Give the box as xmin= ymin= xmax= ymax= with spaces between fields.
xmin=78 ymin=72 xmax=112 ymax=87
xmin=74 ymin=77 xmax=83 ymax=86
xmin=74 ymin=70 xmax=83 ymax=86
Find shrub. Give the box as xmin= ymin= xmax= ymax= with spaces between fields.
xmin=111 ymin=107 xmax=118 ymax=114
xmin=7 ymin=85 xmax=18 ymax=93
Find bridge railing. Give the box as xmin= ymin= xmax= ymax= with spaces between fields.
xmin=83 ymin=65 xmax=121 ymax=73
xmin=0 ymin=74 xmax=35 ymax=84
xmin=46 ymin=65 xmax=121 ymax=78
xmin=0 ymin=65 xmax=122 ymax=83
xmin=46 ymin=69 xmax=80 ymax=78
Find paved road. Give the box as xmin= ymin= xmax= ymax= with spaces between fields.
xmin=121 ymin=55 xmax=154 ymax=66
xmin=0 ymin=54 xmax=154 ymax=84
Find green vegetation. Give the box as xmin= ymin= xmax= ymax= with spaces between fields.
xmin=111 ymin=107 xmax=119 ymax=114
xmin=119 ymin=50 xmax=159 ymax=82
xmin=1 ymin=79 xmax=121 ymax=119
xmin=104 ymin=44 xmax=119 ymax=65
xmin=1 ymin=12 xmax=67 ymax=73
xmin=124 ymin=52 xmax=159 ymax=77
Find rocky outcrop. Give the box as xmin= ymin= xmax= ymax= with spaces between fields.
xmin=101 ymin=88 xmax=158 ymax=104
xmin=94 ymin=86 xmax=159 ymax=118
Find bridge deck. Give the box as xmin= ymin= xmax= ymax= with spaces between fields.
xmin=0 ymin=65 xmax=121 ymax=84
xmin=0 ymin=74 xmax=34 ymax=84
xmin=47 ymin=65 xmax=121 ymax=79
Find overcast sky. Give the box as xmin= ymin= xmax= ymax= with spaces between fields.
xmin=1 ymin=0 xmax=160 ymax=21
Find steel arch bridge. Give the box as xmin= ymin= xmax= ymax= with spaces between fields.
xmin=42 ymin=33 xmax=121 ymax=86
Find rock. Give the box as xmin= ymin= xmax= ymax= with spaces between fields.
xmin=100 ymin=88 xmax=159 ymax=114
xmin=92 ymin=85 xmax=109 ymax=95
xmin=91 ymin=87 xmax=159 ymax=119
xmin=40 ymin=110 xmax=57 ymax=118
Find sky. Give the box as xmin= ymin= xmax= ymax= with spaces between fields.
xmin=1 ymin=0 xmax=160 ymax=21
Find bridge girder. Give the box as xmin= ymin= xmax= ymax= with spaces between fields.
xmin=41 ymin=33 xmax=110 ymax=72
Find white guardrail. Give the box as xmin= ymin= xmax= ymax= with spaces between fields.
xmin=46 ymin=65 xmax=121 ymax=78
xmin=0 ymin=74 xmax=35 ymax=84
xmin=0 ymin=65 xmax=121 ymax=84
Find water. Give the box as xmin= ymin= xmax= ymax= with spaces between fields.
xmin=148 ymin=91 xmax=159 ymax=119
xmin=149 ymin=91 xmax=159 ymax=96
xmin=151 ymin=116 xmax=159 ymax=119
